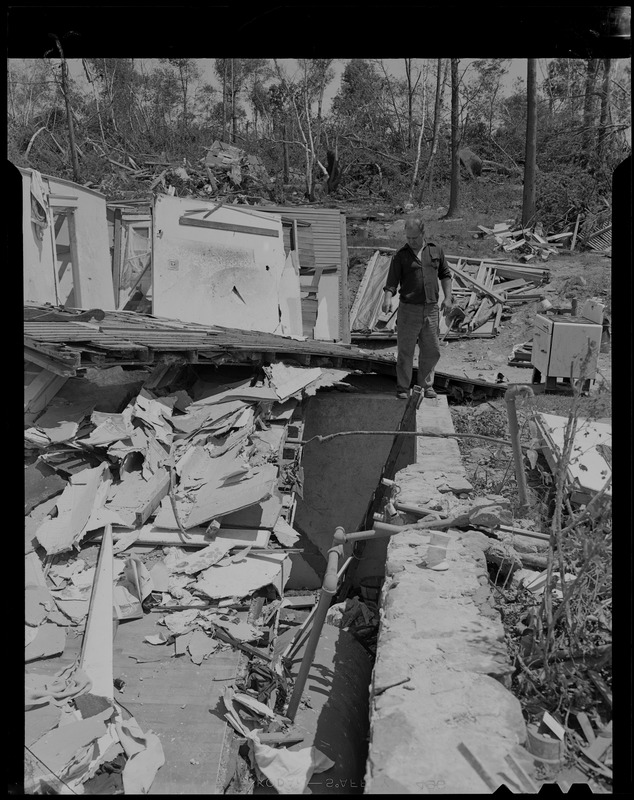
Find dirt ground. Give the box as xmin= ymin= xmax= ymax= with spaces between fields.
xmin=344 ymin=202 xmax=612 ymax=416
xmin=343 ymin=200 xmax=612 ymax=523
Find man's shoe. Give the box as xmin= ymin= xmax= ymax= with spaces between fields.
xmin=424 ymin=388 xmax=438 ymax=399
xmin=396 ymin=391 xmax=409 ymax=399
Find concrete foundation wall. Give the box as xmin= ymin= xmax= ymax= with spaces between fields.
xmin=294 ymin=392 xmax=414 ymax=569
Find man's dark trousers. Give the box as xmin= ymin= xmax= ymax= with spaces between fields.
xmin=396 ymin=302 xmax=440 ymax=393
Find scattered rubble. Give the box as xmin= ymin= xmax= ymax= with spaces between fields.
xmin=24 ymin=358 xmax=350 ymax=793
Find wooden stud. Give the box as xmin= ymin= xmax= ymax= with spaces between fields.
xmin=79 ymin=523 xmax=114 ymax=699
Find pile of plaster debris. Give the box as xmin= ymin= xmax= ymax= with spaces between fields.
xmin=24 ymin=361 xmax=360 ymax=794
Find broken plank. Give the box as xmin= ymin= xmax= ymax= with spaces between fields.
xmin=179 ymin=216 xmax=279 ymax=237
xmin=24 ymin=369 xmax=68 ymax=414
xmin=79 ymin=523 xmax=114 ymax=699
xmin=115 ymin=524 xmax=271 ymax=549
xmin=448 ymin=263 xmax=505 ymax=303
xmin=24 ymin=346 xmax=78 ymax=377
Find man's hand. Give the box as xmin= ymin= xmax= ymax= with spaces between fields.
xmin=382 ymin=292 xmax=394 ymax=315
xmin=441 ymin=295 xmax=454 ymax=314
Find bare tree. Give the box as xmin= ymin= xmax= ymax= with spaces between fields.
xmin=273 ymin=59 xmax=328 ymax=199
xmin=408 ymin=60 xmax=428 ymax=204
xmin=522 ymin=58 xmax=537 ymax=227
xmin=597 ymin=58 xmax=613 ymax=162
xmin=404 ymin=58 xmax=423 ymax=148
xmin=446 ymin=58 xmax=460 ymax=218
xmin=582 ymin=58 xmax=599 ymax=157
xmin=418 ymin=58 xmax=449 ymax=201
xmin=49 ymin=35 xmax=81 ymax=182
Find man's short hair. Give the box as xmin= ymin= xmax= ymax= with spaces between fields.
xmin=405 ymin=215 xmax=425 ymax=232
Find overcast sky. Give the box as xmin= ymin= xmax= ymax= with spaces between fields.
xmin=55 ymin=57 xmax=536 ymax=112
xmin=197 ymin=58 xmax=534 ymax=113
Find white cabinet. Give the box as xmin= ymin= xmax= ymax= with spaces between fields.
xmin=532 ymin=313 xmax=601 ymax=380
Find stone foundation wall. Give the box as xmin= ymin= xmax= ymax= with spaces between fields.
xmin=364 ymin=398 xmax=533 ymax=793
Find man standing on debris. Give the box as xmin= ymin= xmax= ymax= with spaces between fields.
xmin=382 ymin=216 xmax=453 ymax=399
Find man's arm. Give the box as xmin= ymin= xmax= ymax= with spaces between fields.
xmin=382 ymin=254 xmax=401 ymax=313
xmin=438 ymin=249 xmax=453 ymax=312
xmin=440 ymin=277 xmax=453 ymax=312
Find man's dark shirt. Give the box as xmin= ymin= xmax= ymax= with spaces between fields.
xmin=384 ymin=241 xmax=451 ymax=304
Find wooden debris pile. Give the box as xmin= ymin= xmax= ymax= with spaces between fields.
xmin=584 ymin=224 xmax=612 ymax=254
xmin=474 ymin=221 xmax=576 ymax=261
xmin=92 ymin=141 xmax=275 ymax=203
xmin=349 ymin=252 xmax=550 ymax=340
xmin=24 ymin=360 xmax=350 ymax=793
xmin=443 ymin=255 xmax=550 ymax=338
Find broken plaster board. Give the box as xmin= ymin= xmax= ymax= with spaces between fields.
xmin=536 ymin=413 xmax=611 ymax=496
xmin=265 ymin=363 xmax=324 ymax=402
xmin=35 ymin=463 xmax=111 ymax=555
xmin=195 ymin=551 xmax=290 ymax=599
xmin=153 ymin=463 xmax=278 ymax=530
xmin=279 ymin=251 xmax=304 ymax=337
xmin=152 ymin=194 xmax=287 ymax=333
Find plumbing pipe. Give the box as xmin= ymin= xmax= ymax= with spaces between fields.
xmin=504 ymin=386 xmax=532 ymax=515
xmin=394 ymin=501 xmax=442 ymax=518
xmin=286 ymin=529 xmax=344 ymax=721
xmin=283 ymin=556 xmax=354 ymax=662
xmin=285 ymin=517 xmax=417 ymax=720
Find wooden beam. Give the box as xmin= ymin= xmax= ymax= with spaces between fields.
xmin=24 ymin=368 xmax=68 ymax=414
xmin=24 ymin=346 xmax=78 ymax=377
xmin=66 ymin=211 xmax=82 ymax=308
xmin=79 ymin=523 xmax=114 ymax=699
xmin=447 ymin=263 xmax=505 ymax=303
xmin=112 ymin=208 xmax=123 ymax=308
xmin=179 ymin=217 xmax=279 ymax=238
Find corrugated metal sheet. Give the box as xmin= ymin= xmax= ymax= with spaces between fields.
xmin=280 ymin=218 xmax=315 ymax=269
xmin=258 ymin=206 xmax=344 ymax=273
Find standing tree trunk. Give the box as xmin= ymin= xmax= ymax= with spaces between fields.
xmin=408 ymin=62 xmax=427 ymax=204
xmin=405 ymin=58 xmax=414 ymax=149
xmin=582 ymin=58 xmax=599 ymax=159
xmin=419 ymin=58 xmax=449 ymax=201
xmin=52 ymin=35 xmax=81 ymax=182
xmin=446 ymin=58 xmax=461 ymax=218
xmin=282 ymin=120 xmax=290 ymax=183
xmin=222 ymin=60 xmax=228 ymax=140
xmin=597 ymin=58 xmax=613 ymax=163
xmin=522 ymin=58 xmax=537 ymax=227
xmin=231 ymin=59 xmax=237 ymax=143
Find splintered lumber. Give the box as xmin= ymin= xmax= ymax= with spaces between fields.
xmin=470 ymin=298 xmax=496 ymax=331
xmin=570 ymin=214 xmax=581 ymax=251
xmin=111 ymin=524 xmax=271 ymax=549
xmin=447 ymin=263 xmax=505 ymax=303
xmin=79 ymin=524 xmax=114 ymax=699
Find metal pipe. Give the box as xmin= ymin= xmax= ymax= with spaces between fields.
xmin=286 ymin=528 xmax=345 ymax=721
xmin=284 ymin=556 xmax=354 ymax=662
xmin=394 ymin=502 xmax=439 ymax=518
xmin=504 ymin=386 xmax=532 ymax=515
xmin=337 ymin=528 xmax=382 ymax=542
xmin=285 ymin=518 xmax=417 ymax=720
